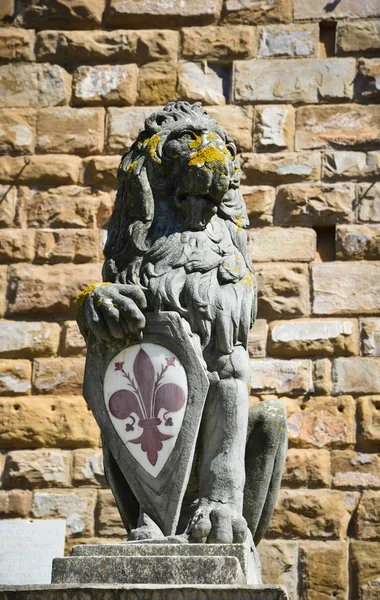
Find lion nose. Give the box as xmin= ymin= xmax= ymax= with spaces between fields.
xmin=187 ymin=139 xmax=229 ymax=174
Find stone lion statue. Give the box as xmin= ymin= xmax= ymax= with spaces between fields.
xmin=78 ymin=101 xmax=287 ymax=546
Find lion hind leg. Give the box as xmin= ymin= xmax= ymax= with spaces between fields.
xmin=243 ymin=399 xmax=288 ymax=546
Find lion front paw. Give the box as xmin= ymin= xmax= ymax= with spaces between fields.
xmin=188 ymin=504 xmax=247 ymax=544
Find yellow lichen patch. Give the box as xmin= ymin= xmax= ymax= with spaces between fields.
xmin=235 ymin=215 xmax=244 ymax=231
xmin=146 ymin=134 xmax=161 ymax=163
xmin=189 ymin=146 xmax=227 ymax=167
xmin=75 ymin=282 xmax=111 ymax=306
xmin=189 ymin=134 xmax=202 ymax=149
xmin=221 ymin=147 xmax=229 ymax=156
xmin=240 ymin=270 xmax=254 ymax=287
xmin=207 ymin=133 xmax=217 ymax=140
xmin=126 ymin=160 xmax=137 ymax=175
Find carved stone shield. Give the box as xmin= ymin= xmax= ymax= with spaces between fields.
xmin=83 ymin=311 xmax=209 ymax=536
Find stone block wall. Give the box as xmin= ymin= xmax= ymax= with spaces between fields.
xmin=0 ymin=0 xmax=379 ymax=597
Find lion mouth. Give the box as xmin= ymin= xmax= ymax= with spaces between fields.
xmin=176 ymin=193 xmax=221 ymax=208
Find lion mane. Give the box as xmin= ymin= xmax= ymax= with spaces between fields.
xmin=103 ymin=102 xmax=257 ymax=358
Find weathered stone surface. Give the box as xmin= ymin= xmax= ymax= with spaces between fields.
xmin=106 ymin=0 xmax=221 ymax=27
xmin=0 ymin=489 xmax=32 ymax=518
xmin=241 ymin=185 xmax=275 ymax=226
xmin=323 ymin=151 xmax=379 ymax=180
xmin=337 ymin=20 xmax=380 ymax=54
xmin=0 ymin=63 xmax=70 ymax=108
xmin=73 ymin=449 xmax=105 ymax=487
xmin=32 ymin=489 xmax=97 ymax=537
xmin=0 ymin=229 xmax=35 ymax=262
xmin=0 ymin=155 xmax=81 ymax=185
xmin=73 ymin=65 xmax=138 ymax=107
xmin=358 ymin=182 xmax=380 ymax=223
xmin=33 ymin=357 xmax=85 ymax=395
xmin=61 ymin=321 xmax=86 ymax=356
xmin=312 ymin=262 xmax=380 ymax=315
xmin=16 ymin=0 xmax=105 ymax=29
xmin=0 ymin=0 xmax=14 ymax=20
xmin=3 ymin=449 xmax=72 ymax=489
xmin=182 ymin=26 xmax=255 ymax=60
xmin=207 ymin=106 xmax=254 ymax=152
xmin=259 ymin=541 xmax=298 ymax=600
xmin=96 ymin=490 xmax=125 ymax=537
xmin=254 ymin=105 xmax=294 ymax=151
xmin=0 ymin=321 xmax=60 ymax=358
xmin=241 ymin=152 xmax=320 ymax=185
xmin=333 ymin=357 xmax=380 ymax=395
xmin=106 ymin=106 xmax=158 ymax=153
xmin=356 ymin=492 xmax=380 ymax=540
xmin=296 ymin=105 xmax=380 ymax=150
xmin=36 ymin=108 xmax=105 ymax=155
xmin=22 ymin=186 xmax=111 ymax=229
xmin=82 ymin=156 xmax=119 ymax=186
xmin=248 ymin=227 xmax=316 ymax=263
xmin=0 ymin=186 xmax=16 ymax=227
xmin=361 ymin=318 xmax=380 ymax=356
xmin=256 ymin=262 xmax=310 ymax=321
xmin=224 ymin=0 xmax=292 ymax=24
xmin=336 ymin=225 xmax=380 ymax=261
xmin=268 ymin=489 xmax=359 ymax=539
xmin=0 ymin=28 xmax=35 ymax=61
xmin=357 ymin=58 xmax=380 ymax=101
xmin=358 ymin=396 xmax=380 ymax=451
xmin=268 ymin=318 xmax=358 ymax=358
xmin=286 ymin=395 xmax=356 ymax=449
xmin=0 ymin=108 xmax=36 ymax=154
xmin=282 ymin=448 xmax=331 ymax=488
xmin=275 ymin=183 xmax=355 ymax=226
xmin=234 ymin=59 xmax=355 ymax=103
xmin=36 ymin=30 xmax=179 ymax=63
xmin=332 ymin=450 xmax=380 ymax=489
xmin=7 ymin=263 xmax=102 ymax=317
xmin=351 ymin=542 xmax=380 ymax=600
xmin=257 ymin=24 xmax=318 ymax=58
xmin=248 ymin=319 xmax=267 ymax=358
xmin=299 ymin=541 xmax=349 ymax=600
xmin=34 ymin=230 xmax=101 ymax=264
xmin=250 ymin=358 xmax=312 ymax=395
xmin=313 ymin=358 xmax=332 ymax=396
xmin=0 ymin=359 xmax=31 ymax=395
xmin=294 ymin=0 xmax=380 ymax=20
xmin=178 ymin=62 xmax=226 ymax=106
xmin=0 ymin=267 xmax=7 ymax=318
xmin=138 ymin=62 xmax=177 ymax=106
xmin=0 ymin=395 xmax=100 ymax=448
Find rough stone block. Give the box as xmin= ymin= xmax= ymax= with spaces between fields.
xmin=36 ymin=108 xmax=105 ymax=155
xmin=337 ymin=20 xmax=380 ymax=54
xmin=257 ymin=24 xmax=318 ymax=58
xmin=312 ymin=262 xmax=380 ymax=315
xmin=0 ymin=28 xmax=35 ymax=61
xmin=0 ymin=490 xmax=32 ymax=518
xmin=105 ymin=0 xmax=221 ymax=27
xmin=336 ymin=225 xmax=380 ymax=261
xmin=0 ymin=186 xmax=16 ymax=227
xmin=182 ymin=26 xmax=255 ymax=60
xmin=16 ymin=0 xmax=105 ymax=29
xmin=139 ymin=63 xmax=178 ymax=106
xmin=0 ymin=63 xmax=70 ymax=108
xmin=234 ymin=58 xmax=355 ymax=103
xmin=332 ymin=450 xmax=380 ymax=489
xmin=248 ymin=319 xmax=267 ymax=358
xmin=36 ymin=30 xmax=178 ymax=63
xmin=34 ymin=230 xmax=101 ymax=264
xmin=258 ymin=541 xmax=298 ymax=600
xmin=0 ymin=108 xmax=36 ymax=154
xmin=356 ymin=58 xmax=380 ymax=101
xmin=241 ymin=152 xmax=320 ymax=185
xmin=73 ymin=65 xmax=138 ymax=107
xmin=73 ymin=449 xmax=105 ymax=487
xmin=358 ymin=182 xmax=380 ymax=223
xmin=61 ymin=321 xmax=86 ymax=357
xmin=0 ymin=359 xmax=31 ymax=395
xmin=96 ymin=490 xmax=125 ymax=537
xmin=351 ymin=541 xmax=380 ymax=600
xmin=358 ymin=396 xmax=380 ymax=451
xmin=224 ymin=0 xmax=292 ymax=24
xmin=206 ymin=106 xmax=254 ymax=152
xmin=286 ymin=395 xmax=356 ymax=449
xmin=268 ymin=318 xmax=358 ymax=357
xmin=82 ymin=156 xmax=119 ymax=186
xmin=0 ymin=321 xmax=60 ymax=358
xmin=282 ymin=448 xmax=331 ymax=488
xmin=7 ymin=263 xmax=102 ymax=318
xmin=106 ymin=106 xmax=158 ymax=153
xmin=313 ymin=358 xmax=332 ymax=396
xmin=178 ymin=62 xmax=226 ymax=106
xmin=299 ymin=542 xmax=349 ymax=600
xmin=0 ymin=0 xmax=14 ymax=20
xmin=249 ymin=358 xmax=312 ymax=395
xmin=32 ymin=490 xmax=97 ymax=537
xmin=296 ymin=105 xmax=380 ymax=150
xmin=356 ymin=491 xmax=380 ymax=540
xmin=0 ymin=229 xmax=35 ymax=262
xmin=33 ymin=357 xmax=85 ymax=395
xmin=0 ymin=155 xmax=81 ymax=185
xmin=241 ymin=185 xmax=274 ymax=226
xmin=323 ymin=151 xmax=379 ymax=180
xmin=361 ymin=318 xmax=380 ymax=357
xmin=333 ymin=357 xmax=380 ymax=395
xmin=0 ymin=267 xmax=7 ymax=318
xmin=3 ymin=450 xmax=72 ymax=489
xmin=295 ymin=0 xmax=380 ymax=20
xmin=248 ymin=227 xmax=316 ymax=262
xmin=268 ymin=489 xmax=359 ymax=540
xmin=0 ymin=395 xmax=100 ymax=449
xmin=256 ymin=262 xmax=310 ymax=321
xmin=254 ymin=105 xmax=294 ymax=151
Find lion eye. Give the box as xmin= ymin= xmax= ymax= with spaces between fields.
xmin=177 ymin=130 xmax=198 ymax=141
xmin=226 ymin=143 xmax=236 ymax=159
